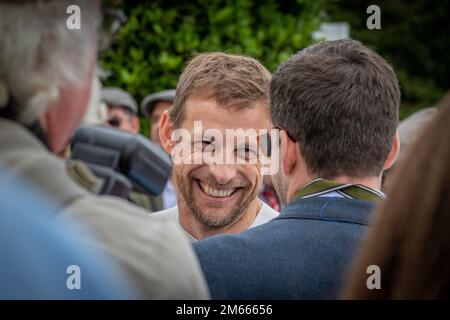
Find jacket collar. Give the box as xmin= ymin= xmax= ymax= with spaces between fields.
xmin=293 ymin=178 xmax=385 ymax=202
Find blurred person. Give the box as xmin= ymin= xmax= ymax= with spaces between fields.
xmin=67 ymin=73 xmax=108 ymax=192
xmin=382 ymin=107 xmax=437 ymax=192
xmin=194 ymin=39 xmax=400 ymax=299
xmin=154 ymin=52 xmax=279 ymax=241
xmin=0 ymin=0 xmax=208 ymax=299
xmin=342 ymin=91 xmax=450 ymax=299
xmin=0 ymin=170 xmax=136 ymax=299
xmin=101 ymin=87 xmax=140 ymax=134
xmin=67 ymin=73 xmax=119 ymax=198
xmin=141 ymin=89 xmax=176 ymax=146
xmin=83 ymin=75 xmax=108 ymax=126
xmin=259 ymin=175 xmax=281 ymax=211
xmin=141 ymin=89 xmax=177 ymax=210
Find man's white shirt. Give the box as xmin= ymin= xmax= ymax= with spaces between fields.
xmin=153 ymin=200 xmax=279 ymax=241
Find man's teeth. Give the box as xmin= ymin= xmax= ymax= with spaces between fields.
xmin=199 ymin=181 xmax=236 ymax=197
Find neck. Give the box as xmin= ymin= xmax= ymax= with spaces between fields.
xmin=178 ymin=199 xmax=262 ymax=240
xmin=286 ymin=174 xmax=381 ymax=203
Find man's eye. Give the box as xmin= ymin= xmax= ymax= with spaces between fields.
xmin=235 ymin=147 xmax=258 ymax=160
xmin=194 ymin=141 xmax=214 ymax=151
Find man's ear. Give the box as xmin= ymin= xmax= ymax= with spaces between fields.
xmin=383 ymin=130 xmax=400 ymax=171
xmin=159 ymin=110 xmax=175 ymax=153
xmin=281 ymin=131 xmax=298 ymax=176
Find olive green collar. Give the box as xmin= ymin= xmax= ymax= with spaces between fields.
xmin=293 ymin=178 xmax=384 ymax=202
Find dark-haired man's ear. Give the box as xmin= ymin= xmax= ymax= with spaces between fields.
xmin=158 ymin=110 xmax=175 ymax=154
xmin=281 ymin=130 xmax=298 ymax=176
xmin=383 ymin=130 xmax=400 ymax=171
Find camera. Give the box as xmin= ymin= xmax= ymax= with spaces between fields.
xmin=70 ymin=125 xmax=172 ymax=199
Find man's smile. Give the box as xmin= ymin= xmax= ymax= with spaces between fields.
xmin=193 ymin=178 xmax=241 ymax=202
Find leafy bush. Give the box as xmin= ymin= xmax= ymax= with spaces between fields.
xmin=327 ymin=0 xmax=450 ymax=119
xmin=100 ymin=0 xmax=326 ymax=135
xmin=101 ymin=0 xmax=448 ymax=133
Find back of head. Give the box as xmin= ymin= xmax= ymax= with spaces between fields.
xmin=169 ymin=52 xmax=272 ymax=128
xmin=101 ymin=87 xmax=138 ymax=115
xmin=270 ymin=39 xmax=400 ymax=178
xmin=0 ymin=0 xmax=99 ymax=124
xmin=343 ymin=91 xmax=450 ymax=299
xmin=382 ymin=107 xmax=438 ymax=191
xmin=398 ymin=107 xmax=438 ymax=153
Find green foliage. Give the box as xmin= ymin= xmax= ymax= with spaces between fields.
xmin=327 ymin=0 xmax=450 ymax=119
xmin=100 ymin=0 xmax=326 ymax=107
xmin=101 ymin=0 xmax=447 ymax=128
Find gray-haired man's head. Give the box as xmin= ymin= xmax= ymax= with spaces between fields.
xmin=0 ymin=0 xmax=100 ymax=155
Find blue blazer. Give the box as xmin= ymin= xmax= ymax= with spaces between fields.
xmin=193 ymin=196 xmax=376 ymax=299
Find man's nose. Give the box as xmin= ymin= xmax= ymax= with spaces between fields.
xmin=208 ymin=164 xmax=237 ymax=185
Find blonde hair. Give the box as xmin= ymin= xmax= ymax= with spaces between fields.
xmin=169 ymin=52 xmax=271 ymax=127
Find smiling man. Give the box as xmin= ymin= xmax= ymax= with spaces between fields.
xmin=154 ymin=52 xmax=279 ymax=241
xmin=194 ymin=39 xmax=401 ymax=299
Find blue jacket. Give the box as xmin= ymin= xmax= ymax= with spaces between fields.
xmin=193 ymin=196 xmax=376 ymax=299
xmin=0 ymin=171 xmax=137 ymax=299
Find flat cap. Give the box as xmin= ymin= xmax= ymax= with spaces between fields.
xmin=140 ymin=89 xmax=176 ymax=117
xmin=101 ymin=87 xmax=138 ymax=115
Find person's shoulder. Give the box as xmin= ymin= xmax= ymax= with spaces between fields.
xmin=151 ymin=205 xmax=179 ymax=217
xmin=69 ymin=195 xmax=175 ymax=229
xmin=193 ymin=232 xmax=242 ymax=258
xmin=195 ymin=203 xmax=282 ymax=252
xmin=64 ymin=196 xmax=189 ymax=255
xmin=281 ymin=197 xmax=375 ymax=226
xmin=151 ymin=205 xmax=179 ymax=222
xmin=194 ymin=221 xmax=270 ymax=254
xmin=65 ymin=196 xmax=210 ymax=299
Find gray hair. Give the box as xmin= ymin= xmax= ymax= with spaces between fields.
xmin=0 ymin=0 xmax=100 ymax=124
xmin=399 ymin=107 xmax=438 ymax=153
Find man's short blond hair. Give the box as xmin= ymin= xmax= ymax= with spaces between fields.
xmin=169 ymin=52 xmax=271 ymax=127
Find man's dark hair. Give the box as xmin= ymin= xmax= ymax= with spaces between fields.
xmin=270 ymin=39 xmax=400 ymax=178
